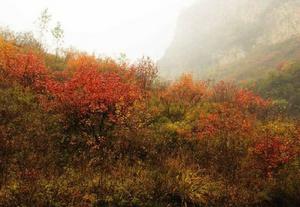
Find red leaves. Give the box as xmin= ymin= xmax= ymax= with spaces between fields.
xmin=252 ymin=135 xmax=297 ymax=177
xmin=197 ymin=104 xmax=254 ymax=139
xmin=0 ymin=38 xmax=47 ymax=89
xmin=235 ymin=89 xmax=270 ymax=110
xmin=43 ymin=55 xmax=141 ymax=137
xmin=47 ymin=68 xmax=140 ymax=116
xmin=0 ymin=39 xmax=142 ymax=137
xmin=12 ymin=53 xmax=47 ymax=88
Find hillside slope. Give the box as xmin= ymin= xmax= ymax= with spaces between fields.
xmin=159 ymin=0 xmax=300 ymax=80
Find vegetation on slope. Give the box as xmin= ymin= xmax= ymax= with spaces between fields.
xmin=208 ymin=37 xmax=300 ymax=81
xmin=0 ymin=29 xmax=300 ymax=207
xmin=253 ymin=60 xmax=300 ymax=117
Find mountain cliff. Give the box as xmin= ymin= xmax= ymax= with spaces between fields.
xmin=159 ymin=0 xmax=300 ymax=80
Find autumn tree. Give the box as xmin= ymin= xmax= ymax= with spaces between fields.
xmin=0 ymin=38 xmax=48 ymax=90
xmin=133 ymin=56 xmax=158 ymax=91
xmin=51 ymin=21 xmax=64 ymax=57
xmin=35 ymin=8 xmax=52 ymax=49
xmin=46 ymin=58 xmax=140 ymax=141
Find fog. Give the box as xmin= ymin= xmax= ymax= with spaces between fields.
xmin=0 ymin=0 xmax=194 ymax=60
xmin=159 ymin=0 xmax=300 ymax=79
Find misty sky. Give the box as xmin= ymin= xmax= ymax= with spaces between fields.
xmin=0 ymin=0 xmax=194 ymax=60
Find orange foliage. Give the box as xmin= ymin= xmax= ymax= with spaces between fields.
xmin=235 ymin=88 xmax=270 ymax=110
xmin=65 ymin=53 xmax=129 ymax=77
xmin=0 ymin=38 xmax=47 ymax=89
xmin=162 ymin=74 xmax=208 ymax=106
xmin=212 ymin=81 xmax=269 ymax=110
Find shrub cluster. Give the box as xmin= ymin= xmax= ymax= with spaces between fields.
xmin=0 ymin=34 xmax=299 ymax=207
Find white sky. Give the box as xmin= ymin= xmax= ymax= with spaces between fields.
xmin=0 ymin=0 xmax=194 ymax=60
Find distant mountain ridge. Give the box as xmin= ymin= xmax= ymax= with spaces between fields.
xmin=159 ymin=0 xmax=300 ymax=80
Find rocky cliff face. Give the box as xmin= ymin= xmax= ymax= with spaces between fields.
xmin=159 ymin=0 xmax=300 ymax=80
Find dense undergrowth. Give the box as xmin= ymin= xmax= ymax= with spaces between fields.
xmin=0 ymin=31 xmax=300 ymax=207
